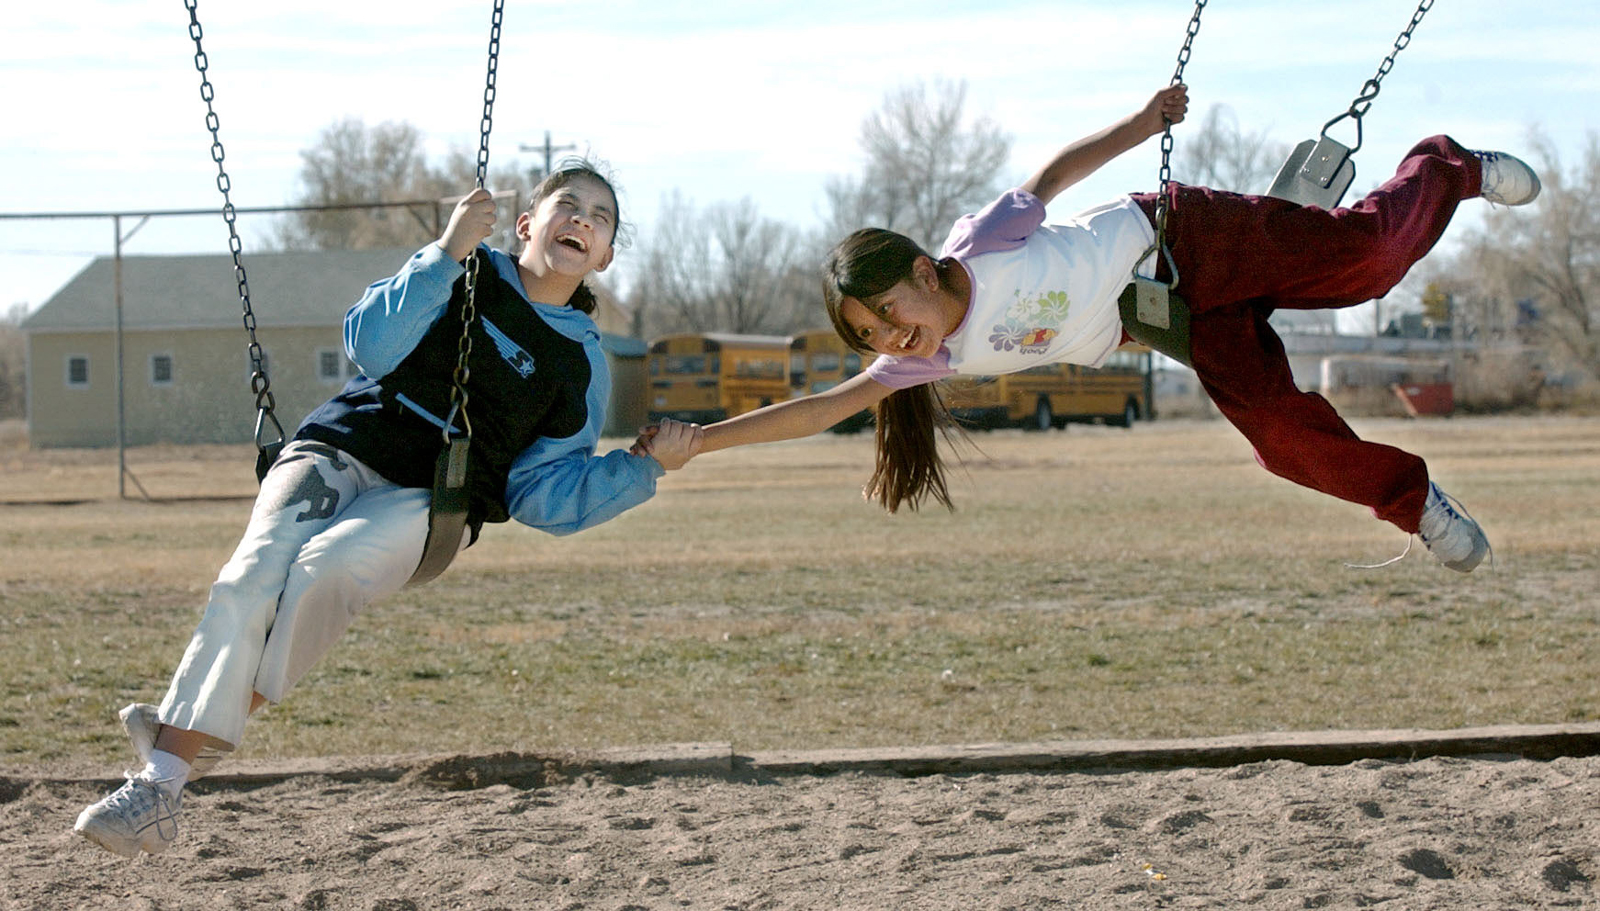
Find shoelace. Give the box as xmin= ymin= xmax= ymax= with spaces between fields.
xmin=109 ymin=774 xmax=181 ymax=842
xmin=1344 ymin=537 xmax=1413 ymax=570
xmin=1345 ymin=487 xmax=1493 ymax=571
xmin=1471 ymin=150 xmax=1517 ymax=209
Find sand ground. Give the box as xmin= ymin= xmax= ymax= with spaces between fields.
xmin=6 ymin=733 xmax=1597 ymax=911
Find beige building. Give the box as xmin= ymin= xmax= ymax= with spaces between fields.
xmin=22 ymin=248 xmax=646 ymax=448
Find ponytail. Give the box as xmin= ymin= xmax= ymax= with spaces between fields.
xmin=567 ymin=280 xmax=598 ymax=315
xmin=866 ymin=383 xmax=964 ymax=513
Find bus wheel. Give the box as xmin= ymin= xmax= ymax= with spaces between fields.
xmin=1032 ymin=398 xmax=1054 ymax=431
xmin=1116 ymin=399 xmax=1138 ymax=428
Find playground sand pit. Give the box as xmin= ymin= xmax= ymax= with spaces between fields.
xmin=5 ymin=739 xmax=1598 ymax=910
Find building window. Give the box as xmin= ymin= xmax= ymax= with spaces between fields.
xmin=317 ymin=349 xmax=342 ymax=383
xmin=317 ymin=348 xmax=362 ymax=383
xmin=150 ymin=354 xmax=174 ymax=386
xmin=66 ymin=355 xmax=90 ymax=388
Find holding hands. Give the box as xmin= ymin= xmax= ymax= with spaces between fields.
xmin=631 ymin=418 xmax=703 ymax=470
xmin=439 ymin=188 xmax=500 ymax=263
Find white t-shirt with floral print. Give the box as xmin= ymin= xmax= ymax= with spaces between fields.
xmin=865 ymin=188 xmax=1154 ymax=390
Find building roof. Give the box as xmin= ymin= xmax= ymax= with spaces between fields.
xmin=21 ymin=248 xmax=418 ymax=332
xmin=22 ymin=247 xmax=633 ymax=335
xmin=600 ymin=333 xmax=647 ymax=357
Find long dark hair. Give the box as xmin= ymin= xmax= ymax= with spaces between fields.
xmin=527 ymin=157 xmax=631 ymax=314
xmin=822 ymin=228 xmax=970 ymax=513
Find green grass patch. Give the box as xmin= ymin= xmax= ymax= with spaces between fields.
xmin=2 ymin=416 xmax=1597 ymax=765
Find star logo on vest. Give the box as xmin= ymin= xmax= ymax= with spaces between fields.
xmin=482 ymin=317 xmax=537 ymax=378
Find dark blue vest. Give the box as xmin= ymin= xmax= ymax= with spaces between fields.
xmin=297 ymin=250 xmax=593 ymax=530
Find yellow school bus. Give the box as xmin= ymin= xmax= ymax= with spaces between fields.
xmin=942 ymin=345 xmax=1154 ymax=430
xmin=647 ymin=332 xmax=791 ymax=422
xmin=787 ymin=329 xmax=866 ymax=394
xmin=788 ymin=329 xmax=872 ymax=432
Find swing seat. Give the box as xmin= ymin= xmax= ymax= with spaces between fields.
xmin=1267 ymin=136 xmax=1356 ymax=209
xmin=1118 ymin=277 xmax=1192 ymax=367
xmin=408 ymin=438 xmax=471 ymax=586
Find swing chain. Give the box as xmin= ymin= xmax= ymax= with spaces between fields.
xmin=183 ymin=0 xmax=285 ymax=459
xmin=1150 ymin=0 xmax=1206 ymax=283
xmin=444 ymin=0 xmax=504 ymax=445
xmin=1324 ymin=0 xmax=1434 ymax=151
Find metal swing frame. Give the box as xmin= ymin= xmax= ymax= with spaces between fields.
xmin=182 ymin=0 xmax=506 ymax=586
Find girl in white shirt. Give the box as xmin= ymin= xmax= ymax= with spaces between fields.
xmin=646 ymin=85 xmax=1539 ymax=574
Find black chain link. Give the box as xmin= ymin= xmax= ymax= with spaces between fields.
xmin=1151 ymin=0 xmax=1206 ymax=279
xmin=445 ymin=0 xmax=504 ymax=444
xmin=1324 ymin=0 xmax=1434 ymax=153
xmin=1349 ymin=0 xmax=1433 ymax=119
xmin=184 ymin=0 xmax=285 ymax=458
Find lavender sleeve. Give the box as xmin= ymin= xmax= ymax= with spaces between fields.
xmin=863 ymin=349 xmax=956 ymax=390
xmin=940 ymin=188 xmax=1047 ymax=258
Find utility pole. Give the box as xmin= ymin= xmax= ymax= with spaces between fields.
xmin=518 ymin=131 xmax=578 ymax=180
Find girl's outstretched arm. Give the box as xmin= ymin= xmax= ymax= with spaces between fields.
xmin=700 ymin=372 xmax=895 ymax=454
xmin=1021 ymin=84 xmax=1188 ymax=205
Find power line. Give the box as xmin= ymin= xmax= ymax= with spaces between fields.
xmin=518 ymin=131 xmax=578 ymax=179
xmin=0 ymin=199 xmax=451 ymax=221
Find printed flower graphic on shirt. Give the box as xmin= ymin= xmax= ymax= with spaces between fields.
xmin=989 ymin=324 xmax=1028 ymax=351
xmin=1034 ymin=290 xmax=1071 ymax=324
xmin=989 ymin=289 xmax=1072 ymax=355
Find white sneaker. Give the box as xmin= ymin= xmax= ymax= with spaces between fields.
xmin=1472 ymin=150 xmax=1541 ymax=206
xmin=1417 ymin=482 xmax=1490 ymax=572
xmin=73 ymin=776 xmax=182 ymax=858
xmin=119 ymin=703 xmax=222 ymax=781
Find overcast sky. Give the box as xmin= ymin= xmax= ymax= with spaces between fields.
xmin=4 ymin=0 xmax=1596 ymax=332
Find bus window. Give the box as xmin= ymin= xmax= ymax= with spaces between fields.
xmin=666 ymin=355 xmax=705 ymax=374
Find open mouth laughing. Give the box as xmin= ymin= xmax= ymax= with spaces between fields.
xmin=900 ymin=326 xmax=921 ymax=353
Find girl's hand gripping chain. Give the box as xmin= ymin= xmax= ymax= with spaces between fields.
xmin=1142 ymin=83 xmax=1189 ymax=136
xmin=439 ymin=188 xmax=500 ymax=263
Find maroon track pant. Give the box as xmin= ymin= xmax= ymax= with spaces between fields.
xmin=1133 ymin=135 xmax=1482 ymax=532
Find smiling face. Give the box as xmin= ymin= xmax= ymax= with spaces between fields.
xmin=515 ymin=172 xmax=618 ymax=287
xmin=836 ymin=255 xmax=966 ymax=358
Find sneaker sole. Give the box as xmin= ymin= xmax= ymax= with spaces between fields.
xmin=74 ymin=812 xmax=143 ymax=859
xmin=74 ymin=799 xmax=179 ymax=857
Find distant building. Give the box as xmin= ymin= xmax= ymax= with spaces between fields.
xmin=21 ymin=249 xmax=646 ymax=448
xmin=1383 ymin=311 xmax=1452 ymax=341
xmin=1149 ymin=311 xmax=1470 ymax=417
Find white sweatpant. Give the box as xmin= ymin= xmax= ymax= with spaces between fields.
xmin=157 ymin=440 xmax=461 ymax=748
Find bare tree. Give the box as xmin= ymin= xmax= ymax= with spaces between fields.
xmin=1172 ymin=104 xmax=1290 ymax=194
xmin=633 ymin=193 xmax=814 ymax=337
xmin=824 ymin=79 xmax=1012 ymax=252
xmin=710 ymin=198 xmax=810 ymax=332
xmin=1444 ymin=131 xmax=1598 ymax=384
xmin=637 ymin=191 xmax=717 ymax=334
xmin=273 ymin=119 xmax=534 ymax=252
xmin=0 ymin=302 xmax=26 ymax=420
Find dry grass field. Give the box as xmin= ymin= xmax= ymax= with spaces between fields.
xmin=1 ymin=415 xmax=1597 ymax=771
